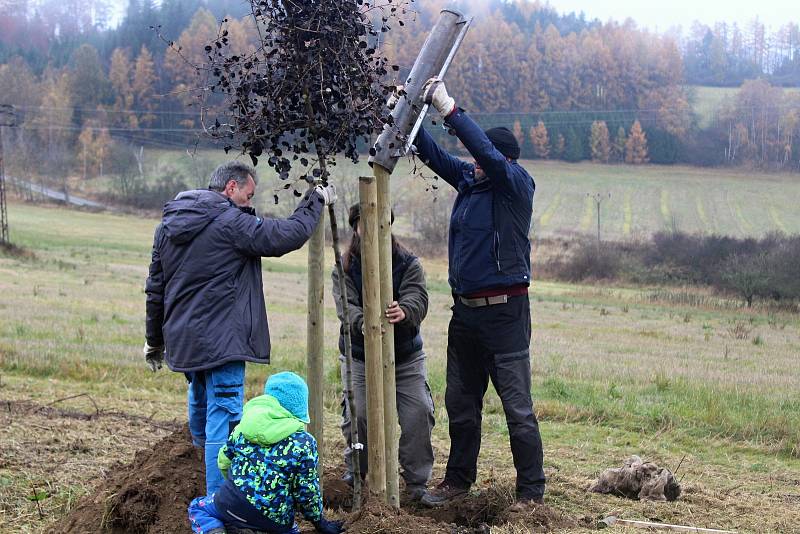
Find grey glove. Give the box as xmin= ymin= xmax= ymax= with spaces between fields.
xmin=143 ymin=342 xmax=164 ymax=372
xmin=314 ymin=183 xmax=337 ymax=206
xmin=421 ymin=77 xmax=455 ymax=118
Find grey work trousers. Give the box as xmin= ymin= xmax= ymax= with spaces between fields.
xmin=339 ymin=352 xmax=435 ymax=490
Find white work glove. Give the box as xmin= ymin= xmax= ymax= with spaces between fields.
xmin=143 ymin=342 xmax=164 ymax=372
xmin=314 ymin=183 xmax=337 ymax=206
xmin=386 ymin=85 xmax=404 ymax=110
xmin=421 ymin=77 xmax=455 ymax=118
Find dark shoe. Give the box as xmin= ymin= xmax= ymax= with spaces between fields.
xmin=420 ymin=480 xmax=469 ymax=507
xmin=508 ymin=495 xmax=544 ymax=512
xmin=404 ymin=485 xmax=427 ymax=502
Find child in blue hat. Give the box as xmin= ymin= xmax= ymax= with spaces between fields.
xmin=188 ymin=372 xmax=345 ymax=534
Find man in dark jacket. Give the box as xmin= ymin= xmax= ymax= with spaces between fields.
xmin=331 ymin=204 xmax=434 ymax=501
xmin=143 ymin=161 xmax=336 ymax=495
xmin=413 ymin=78 xmax=546 ymax=507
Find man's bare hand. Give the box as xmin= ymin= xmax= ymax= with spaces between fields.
xmin=385 ymin=301 xmax=406 ymax=324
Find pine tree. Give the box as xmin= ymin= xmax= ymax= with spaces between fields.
xmin=612 ymin=126 xmax=626 ymax=162
xmin=529 ymin=121 xmax=549 ymax=159
xmin=564 ymin=128 xmax=583 ymax=162
xmin=625 ymin=120 xmax=649 ymax=164
xmin=553 ymin=133 xmax=566 ymax=159
xmin=589 ymin=120 xmax=611 ymax=163
xmin=68 ymin=44 xmax=111 ymax=121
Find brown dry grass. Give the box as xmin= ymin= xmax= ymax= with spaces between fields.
xmin=1 ymin=203 xmax=799 ymax=533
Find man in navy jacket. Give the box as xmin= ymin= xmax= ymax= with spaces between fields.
xmin=414 ymin=78 xmax=546 ymax=507
xmin=143 ymin=161 xmax=336 ymax=495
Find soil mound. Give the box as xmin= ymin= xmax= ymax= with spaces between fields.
xmin=55 ymin=425 xmax=204 ymax=534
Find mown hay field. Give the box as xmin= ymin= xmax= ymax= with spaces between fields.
xmin=1 ymin=203 xmax=799 ymax=533
xmin=87 ymin=148 xmax=800 ymax=240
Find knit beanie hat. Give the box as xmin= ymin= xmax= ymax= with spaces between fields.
xmin=485 ymin=127 xmax=520 ymax=160
xmin=348 ymin=203 xmax=395 ymax=229
xmin=264 ymin=372 xmax=310 ymax=424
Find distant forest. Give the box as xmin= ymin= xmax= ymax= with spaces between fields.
xmin=1 ymin=0 xmax=799 ymax=172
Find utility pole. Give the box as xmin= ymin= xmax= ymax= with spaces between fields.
xmin=587 ymin=192 xmax=611 ymax=254
xmin=0 ymin=104 xmax=16 ymax=246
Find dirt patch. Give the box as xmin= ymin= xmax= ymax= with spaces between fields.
xmin=54 ymin=425 xmax=204 ymax=534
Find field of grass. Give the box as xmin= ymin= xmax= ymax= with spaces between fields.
xmin=61 ymin=147 xmax=800 ymax=242
xmin=1 ymin=203 xmax=799 ymax=532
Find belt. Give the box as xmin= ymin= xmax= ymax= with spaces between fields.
xmin=459 ymin=294 xmax=509 ymax=308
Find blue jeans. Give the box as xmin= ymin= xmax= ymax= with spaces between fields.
xmin=186 ymin=361 xmax=245 ymax=495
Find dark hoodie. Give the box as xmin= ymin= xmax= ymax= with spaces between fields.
xmin=145 ymin=188 xmax=324 ymax=372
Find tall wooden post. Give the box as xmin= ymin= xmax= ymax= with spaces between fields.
xmin=358 ymin=175 xmax=386 ymax=499
xmin=306 ymin=192 xmax=325 ymax=478
xmin=0 ymin=104 xmax=14 ymax=245
xmin=327 ymin=203 xmax=362 ymax=509
xmin=375 ymin=165 xmax=399 ymax=507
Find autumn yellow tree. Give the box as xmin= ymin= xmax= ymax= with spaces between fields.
xmin=589 ymin=120 xmax=611 ymax=163
xmin=164 ymin=8 xmax=219 ymax=125
xmin=512 ymin=120 xmax=525 ymax=151
xmin=109 ymin=48 xmax=136 ymax=127
xmin=529 ymin=121 xmax=549 ymax=159
xmin=625 ymin=120 xmax=649 ymax=164
xmin=133 ymin=45 xmax=158 ymax=127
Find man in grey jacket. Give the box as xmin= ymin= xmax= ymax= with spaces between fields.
xmin=331 ymin=204 xmax=434 ymax=500
xmin=143 ymin=161 xmax=336 ymax=495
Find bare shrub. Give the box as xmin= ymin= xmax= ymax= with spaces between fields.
xmin=727 ymin=321 xmax=754 ymax=340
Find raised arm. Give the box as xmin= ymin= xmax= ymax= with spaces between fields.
xmin=231 ymin=190 xmax=324 ymax=258
xmin=414 ymin=126 xmax=471 ymax=190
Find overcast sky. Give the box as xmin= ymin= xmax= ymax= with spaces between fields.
xmin=547 ymin=0 xmax=796 ymax=32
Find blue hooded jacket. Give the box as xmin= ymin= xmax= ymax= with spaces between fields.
xmin=415 ymin=109 xmax=535 ymax=295
xmin=145 ymin=188 xmax=324 ymax=372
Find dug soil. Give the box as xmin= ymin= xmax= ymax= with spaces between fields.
xmin=54 ymin=427 xmax=576 ymax=533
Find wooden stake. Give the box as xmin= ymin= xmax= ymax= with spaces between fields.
xmin=327 ymin=203 xmax=362 ymax=509
xmin=375 ymin=164 xmax=399 ymax=507
xmin=358 ymin=175 xmax=386 ymax=500
xmin=306 ymin=191 xmax=325 ymax=479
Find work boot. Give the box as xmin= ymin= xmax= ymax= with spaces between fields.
xmin=404 ymin=484 xmax=427 ymax=502
xmin=420 ymin=480 xmax=469 ymax=507
xmin=507 ymin=495 xmax=544 ymax=512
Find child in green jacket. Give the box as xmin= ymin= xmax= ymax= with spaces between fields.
xmin=188 ymin=372 xmax=344 ymax=534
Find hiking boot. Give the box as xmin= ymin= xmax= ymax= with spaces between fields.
xmin=508 ymin=495 xmax=544 ymax=512
xmin=420 ymin=480 xmax=469 ymax=507
xmin=404 ymin=485 xmax=427 ymax=502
